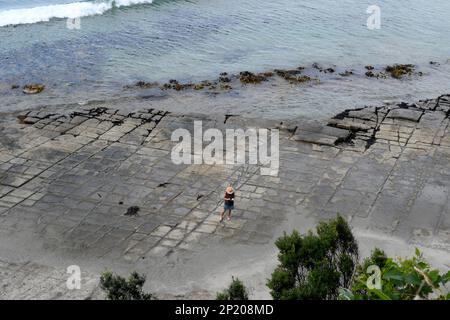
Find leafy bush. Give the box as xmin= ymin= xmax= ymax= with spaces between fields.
xmin=341 ymin=248 xmax=450 ymax=300
xmin=267 ymin=215 xmax=359 ymax=300
xmin=100 ymin=271 xmax=155 ymax=300
xmin=216 ymin=277 xmax=249 ymax=300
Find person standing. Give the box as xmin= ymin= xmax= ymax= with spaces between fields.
xmin=220 ymin=186 xmax=235 ymax=222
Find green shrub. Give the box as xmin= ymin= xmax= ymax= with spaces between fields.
xmin=341 ymin=248 xmax=450 ymax=300
xmin=216 ymin=277 xmax=249 ymax=300
xmin=267 ymin=215 xmax=359 ymax=300
xmin=100 ymin=271 xmax=155 ymax=300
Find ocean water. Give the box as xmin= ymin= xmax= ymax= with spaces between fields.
xmin=0 ymin=0 xmax=450 ymax=118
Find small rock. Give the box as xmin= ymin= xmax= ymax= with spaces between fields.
xmin=275 ymin=69 xmax=316 ymax=84
xmin=239 ymin=71 xmax=266 ymax=84
xmin=133 ymin=81 xmax=159 ymax=88
xmin=23 ymin=84 xmax=45 ymax=94
xmin=339 ymin=70 xmax=353 ymax=77
xmin=125 ymin=206 xmax=140 ymax=216
xmin=385 ymin=64 xmax=415 ymax=79
xmin=193 ymin=84 xmax=205 ymax=90
xmin=328 ymin=119 xmax=372 ymax=131
xmin=21 ymin=117 xmax=40 ymax=125
xmin=157 ymin=182 xmax=170 ymax=188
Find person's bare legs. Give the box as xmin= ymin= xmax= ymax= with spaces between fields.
xmin=227 ymin=209 xmax=232 ymax=220
xmin=220 ymin=209 xmax=225 ymax=222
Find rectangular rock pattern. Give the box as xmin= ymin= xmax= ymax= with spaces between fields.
xmin=0 ymin=95 xmax=449 ymax=299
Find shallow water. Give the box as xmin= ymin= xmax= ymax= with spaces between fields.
xmin=0 ymin=0 xmax=450 ymax=118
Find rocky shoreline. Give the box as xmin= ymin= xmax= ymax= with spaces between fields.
xmin=0 ymin=93 xmax=449 ymax=299
xmin=3 ymin=60 xmax=450 ymax=122
xmin=5 ymin=62 xmax=429 ymax=97
xmin=124 ymin=63 xmax=425 ymax=94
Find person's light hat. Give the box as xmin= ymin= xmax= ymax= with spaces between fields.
xmin=226 ymin=186 xmax=234 ymax=193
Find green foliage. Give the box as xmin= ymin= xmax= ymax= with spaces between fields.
xmin=343 ymin=248 xmax=449 ymax=300
xmin=100 ymin=271 xmax=155 ymax=300
xmin=267 ymin=215 xmax=359 ymax=300
xmin=216 ymin=277 xmax=249 ymax=300
xmin=362 ymin=247 xmax=388 ymax=271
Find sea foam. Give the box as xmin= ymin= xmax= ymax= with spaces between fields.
xmin=0 ymin=0 xmax=153 ymax=27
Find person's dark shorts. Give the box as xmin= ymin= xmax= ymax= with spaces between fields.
xmin=224 ymin=203 xmax=234 ymax=210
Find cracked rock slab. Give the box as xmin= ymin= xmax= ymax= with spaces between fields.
xmin=0 ymin=95 xmax=449 ymax=299
xmin=387 ymin=108 xmax=423 ymax=122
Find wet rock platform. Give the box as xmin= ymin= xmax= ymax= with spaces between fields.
xmin=0 ymin=95 xmax=449 ymax=299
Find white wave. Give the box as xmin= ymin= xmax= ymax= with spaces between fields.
xmin=0 ymin=0 xmax=153 ymax=27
